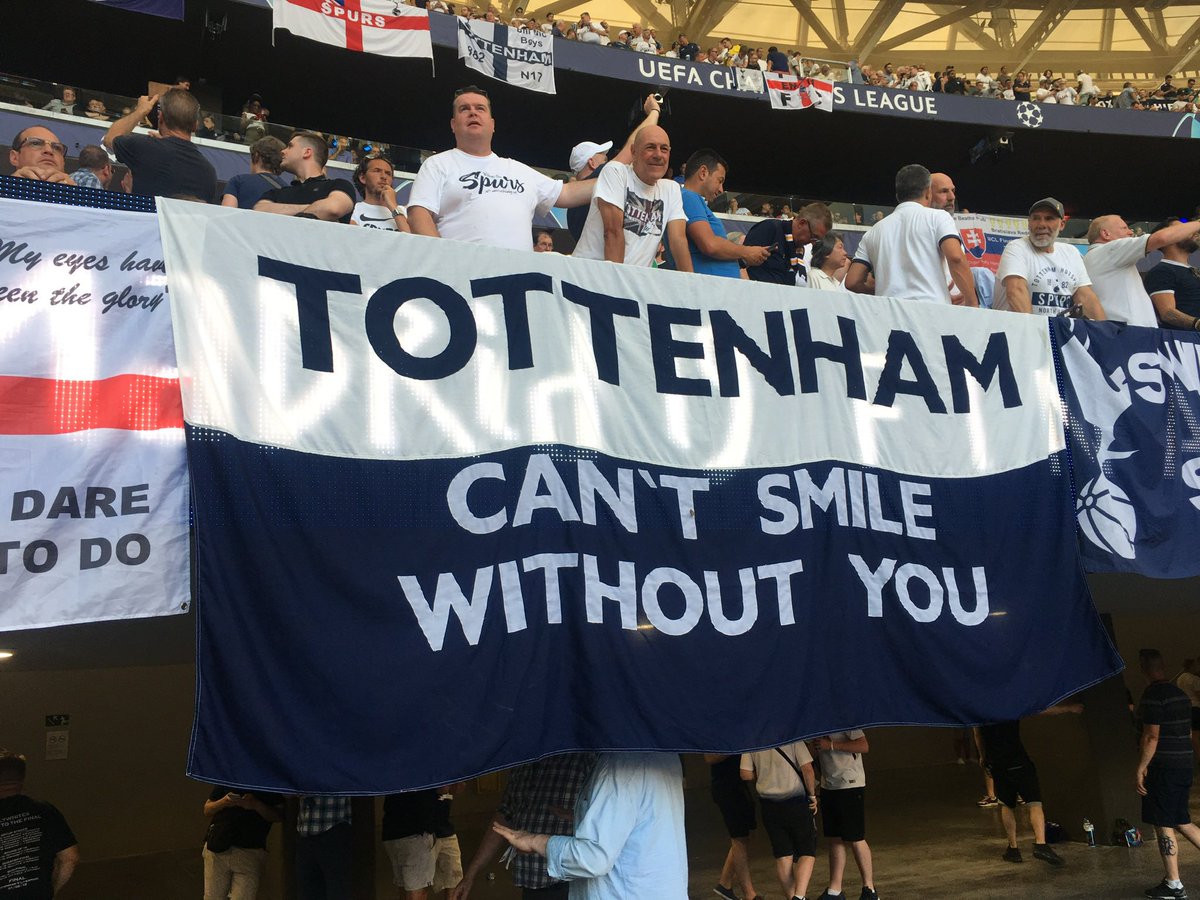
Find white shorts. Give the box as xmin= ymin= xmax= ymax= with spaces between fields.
xmin=384 ymin=833 xmax=436 ymax=891
xmin=432 ymin=835 xmax=463 ymax=892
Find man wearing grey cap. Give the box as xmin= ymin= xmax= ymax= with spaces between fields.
xmin=1085 ymin=213 xmax=1200 ymax=326
xmin=566 ymin=93 xmax=662 ymax=240
xmin=993 ymin=198 xmax=1105 ymax=318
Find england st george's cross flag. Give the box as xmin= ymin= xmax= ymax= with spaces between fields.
xmin=273 ymin=0 xmax=432 ymax=59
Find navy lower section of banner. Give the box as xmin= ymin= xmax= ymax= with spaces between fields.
xmin=186 ymin=427 xmax=1122 ymax=793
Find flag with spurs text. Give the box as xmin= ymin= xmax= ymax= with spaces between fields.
xmin=158 ymin=200 xmax=1122 ymax=795
xmin=273 ymin=0 xmax=432 ymax=58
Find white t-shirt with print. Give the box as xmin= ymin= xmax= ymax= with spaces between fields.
xmin=1083 ymin=234 xmax=1156 ymax=326
xmin=573 ymin=161 xmax=685 ymax=268
xmin=852 ymin=200 xmax=961 ymax=304
xmin=994 ymin=237 xmax=1090 ymax=315
xmin=408 ymin=148 xmax=562 ymax=251
xmin=351 ymin=200 xmax=403 ymax=230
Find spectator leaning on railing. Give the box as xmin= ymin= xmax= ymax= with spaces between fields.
xmin=254 ymin=131 xmax=356 ymax=223
xmin=221 ymin=136 xmax=287 ymax=210
xmin=8 ymin=126 xmax=75 ymax=185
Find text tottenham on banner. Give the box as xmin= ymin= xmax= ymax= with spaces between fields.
xmin=158 ymin=200 xmax=1122 ymax=793
xmin=273 ymin=0 xmax=432 ymax=58
xmin=457 ymin=18 xmax=556 ymax=94
xmin=0 ymin=198 xmax=189 ymax=630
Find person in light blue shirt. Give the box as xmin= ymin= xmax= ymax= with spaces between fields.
xmin=492 ymin=752 xmax=688 ymax=900
xmin=663 ymin=148 xmax=770 ymax=278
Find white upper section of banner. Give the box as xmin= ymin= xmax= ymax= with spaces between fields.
xmin=160 ymin=201 xmax=1064 ymax=478
xmin=0 ymin=199 xmax=175 ymax=381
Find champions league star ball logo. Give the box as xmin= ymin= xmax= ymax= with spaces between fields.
xmin=1016 ymin=101 xmax=1044 ymax=129
xmin=1059 ymin=322 xmax=1138 ymax=558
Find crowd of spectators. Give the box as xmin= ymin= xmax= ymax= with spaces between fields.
xmin=417 ymin=1 xmax=1198 ymax=113
xmin=848 ymin=62 xmax=1198 ymax=112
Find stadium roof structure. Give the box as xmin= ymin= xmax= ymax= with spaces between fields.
xmin=468 ymin=0 xmax=1200 ymax=79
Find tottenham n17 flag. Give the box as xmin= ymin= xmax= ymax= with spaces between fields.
xmin=767 ymin=73 xmax=834 ymax=111
xmin=274 ymin=0 xmax=432 ymax=58
xmin=457 ymin=18 xmax=555 ymax=93
xmin=0 ymin=198 xmax=189 ymax=630
xmin=159 ymin=199 xmax=1121 ymax=793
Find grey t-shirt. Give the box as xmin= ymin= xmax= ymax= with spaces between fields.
xmin=741 ymin=741 xmax=812 ymax=800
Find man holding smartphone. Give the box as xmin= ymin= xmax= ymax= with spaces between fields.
xmin=202 ymin=786 xmax=285 ymax=900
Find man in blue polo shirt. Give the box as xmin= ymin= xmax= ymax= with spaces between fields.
xmin=662 ymin=149 xmax=770 ymax=277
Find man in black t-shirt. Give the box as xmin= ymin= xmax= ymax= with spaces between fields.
xmin=0 ymin=753 xmax=78 ymax=900
xmin=978 ymin=705 xmax=1080 ymax=867
xmin=255 ymin=132 xmax=356 ymax=224
xmin=1136 ymin=649 xmax=1199 ymax=900
xmin=202 ymin=784 xmax=285 ymax=900
xmin=104 ymin=88 xmax=217 ymax=201
xmin=1144 ymin=217 xmax=1200 ymax=331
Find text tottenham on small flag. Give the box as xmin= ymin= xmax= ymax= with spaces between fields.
xmin=767 ymin=73 xmax=834 ymax=112
xmin=457 ymin=18 xmax=556 ymax=94
xmin=274 ymin=0 xmax=432 ymax=59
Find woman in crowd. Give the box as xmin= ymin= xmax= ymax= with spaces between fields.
xmin=807 ymin=232 xmax=850 ymax=292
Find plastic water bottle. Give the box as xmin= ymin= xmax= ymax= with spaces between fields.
xmin=1084 ymin=818 xmax=1096 ymax=847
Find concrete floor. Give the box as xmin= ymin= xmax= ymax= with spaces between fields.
xmin=63 ymin=761 xmax=1199 ymax=900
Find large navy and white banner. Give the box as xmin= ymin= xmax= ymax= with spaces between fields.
xmin=0 ymin=198 xmax=189 ymax=630
xmin=1054 ymin=318 xmax=1200 ymax=578
xmin=160 ymin=200 xmax=1121 ymax=793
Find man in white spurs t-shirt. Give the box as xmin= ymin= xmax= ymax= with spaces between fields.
xmin=407 ymin=86 xmax=595 ymax=251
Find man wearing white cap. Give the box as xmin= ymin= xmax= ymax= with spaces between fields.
xmin=566 ymin=93 xmax=662 ymax=240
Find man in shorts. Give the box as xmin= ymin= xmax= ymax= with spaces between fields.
xmin=813 ymin=731 xmax=878 ymax=900
xmin=978 ymin=716 xmax=1072 ymax=866
xmin=705 ymin=754 xmax=761 ymax=900
xmin=742 ymin=742 xmax=818 ymax=900
xmin=382 ymin=789 xmax=438 ymax=899
xmin=1137 ymin=648 xmax=1200 ymax=900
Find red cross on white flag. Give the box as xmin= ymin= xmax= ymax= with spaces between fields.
xmin=274 ymin=0 xmax=432 ymax=59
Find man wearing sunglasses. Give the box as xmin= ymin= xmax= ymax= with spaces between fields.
xmin=8 ymin=126 xmax=75 ymax=185
xmin=408 ymin=86 xmax=595 ymax=251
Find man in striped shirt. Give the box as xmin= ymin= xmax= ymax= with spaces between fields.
xmin=1137 ymin=648 xmax=1199 ymax=900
